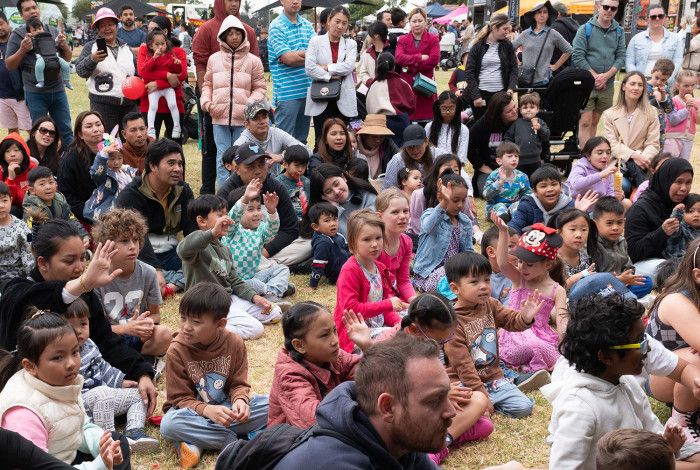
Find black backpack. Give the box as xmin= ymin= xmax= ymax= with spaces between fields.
xmin=214 ymin=424 xmax=360 ymax=470
xmin=32 ymin=31 xmax=60 ymax=83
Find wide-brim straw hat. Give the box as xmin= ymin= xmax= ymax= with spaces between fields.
xmin=357 ymin=114 xmax=394 ymax=136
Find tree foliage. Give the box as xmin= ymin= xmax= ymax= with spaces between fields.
xmin=349 ymin=0 xmax=385 ymax=22
xmin=71 ymin=0 xmax=92 ymax=21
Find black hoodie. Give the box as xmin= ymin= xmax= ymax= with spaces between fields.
xmin=550 ymin=17 xmax=579 ymax=67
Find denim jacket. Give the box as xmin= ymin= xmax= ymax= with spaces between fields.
xmin=626 ymin=29 xmax=684 ymax=83
xmin=414 ymin=207 xmax=473 ymax=277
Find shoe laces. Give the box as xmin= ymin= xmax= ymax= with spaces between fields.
xmin=689 ymin=409 xmax=700 ymax=440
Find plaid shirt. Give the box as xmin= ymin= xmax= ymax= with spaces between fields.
xmin=222 ymin=200 xmax=280 ymax=280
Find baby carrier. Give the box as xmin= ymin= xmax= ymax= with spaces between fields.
xmin=32 ymin=32 xmax=60 ymax=83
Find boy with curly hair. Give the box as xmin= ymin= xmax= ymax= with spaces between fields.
xmin=92 ymin=208 xmax=173 ymax=358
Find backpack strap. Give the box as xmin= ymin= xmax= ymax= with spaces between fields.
xmin=585 ymin=20 xmax=623 ymax=43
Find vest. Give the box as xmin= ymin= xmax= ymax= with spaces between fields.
xmin=87 ymin=40 xmax=136 ymax=101
xmin=0 ymin=369 xmax=85 ymax=463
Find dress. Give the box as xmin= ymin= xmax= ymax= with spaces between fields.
xmin=413 ymin=224 xmax=460 ymax=292
xmin=498 ymin=285 xmax=559 ymax=372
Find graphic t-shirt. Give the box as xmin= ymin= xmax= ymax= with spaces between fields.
xmin=96 ymin=260 xmax=163 ymax=324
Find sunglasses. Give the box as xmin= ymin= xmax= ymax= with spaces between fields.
xmin=414 ymin=323 xmax=455 ymax=346
xmin=38 ymin=127 xmax=56 ymax=137
xmin=601 ymin=4 xmax=618 ymax=11
xmin=649 ymin=14 xmax=665 ymax=20
xmin=610 ymin=335 xmax=648 ymax=355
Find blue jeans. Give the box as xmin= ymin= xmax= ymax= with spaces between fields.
xmin=25 ymin=90 xmax=73 ymax=146
xmin=274 ymin=98 xmax=310 ymax=144
xmin=246 ymin=261 xmax=290 ymax=298
xmin=486 ymin=378 xmax=533 ymax=418
xmin=157 ymin=247 xmax=184 ymax=289
xmin=160 ymin=394 xmax=269 ymax=450
xmin=212 ymin=124 xmax=244 ymax=188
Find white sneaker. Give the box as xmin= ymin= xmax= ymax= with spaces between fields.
xmin=147 ymin=128 xmax=156 ymax=139
xmin=171 ymin=126 xmax=181 ymax=139
xmin=666 ymin=407 xmax=700 ymax=445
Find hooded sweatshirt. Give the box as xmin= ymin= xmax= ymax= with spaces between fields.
xmin=274 ymin=381 xmax=436 ymax=470
xmin=571 ymin=16 xmax=626 ymax=86
xmin=0 ymin=133 xmax=34 ymax=207
xmin=192 ymin=0 xmax=259 ymax=77
xmin=566 ymin=156 xmax=615 ymax=199
xmin=625 ymin=158 xmax=694 ymax=262
xmin=200 ymin=16 xmax=266 ymax=127
xmin=508 ymin=192 xmax=574 ymax=234
xmin=543 ymin=369 xmax=664 ymax=470
xmin=551 ymin=16 xmax=579 ymax=67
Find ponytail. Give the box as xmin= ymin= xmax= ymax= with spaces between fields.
xmin=474 ymin=13 xmax=510 ymax=44
xmin=376 ymin=52 xmax=395 ymax=81
xmin=0 ymin=350 xmax=20 ymax=391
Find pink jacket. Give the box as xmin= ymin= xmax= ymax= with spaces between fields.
xmin=395 ymin=31 xmax=440 ymax=121
xmin=376 ymin=233 xmax=415 ymax=303
xmin=334 ymin=256 xmax=401 ymax=352
xmin=268 ymin=348 xmax=360 ymax=428
xmin=201 ymin=15 xmax=266 ymax=126
xmin=665 ymin=96 xmax=697 ymax=139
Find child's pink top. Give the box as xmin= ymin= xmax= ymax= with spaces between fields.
xmin=665 ymin=96 xmax=697 ymax=138
xmin=333 ymin=256 xmax=401 ymax=352
xmin=376 ymin=233 xmax=415 ymax=302
xmin=2 ymin=407 xmax=49 ymax=451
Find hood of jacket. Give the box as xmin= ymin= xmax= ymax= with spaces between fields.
xmin=541 ymin=365 xmax=632 ymax=405
xmin=554 ymin=16 xmax=579 ymax=35
xmin=2 ymin=132 xmax=31 ymax=160
xmin=531 ymin=192 xmax=573 ymax=224
xmin=217 ymin=14 xmax=250 ymax=56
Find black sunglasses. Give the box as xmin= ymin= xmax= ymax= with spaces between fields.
xmin=649 ymin=14 xmax=665 ymax=19
xmin=38 ymin=127 xmax=56 ymax=137
xmin=601 ymin=4 xmax=618 ymax=11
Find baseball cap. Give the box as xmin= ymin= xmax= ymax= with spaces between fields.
xmin=568 ymin=273 xmax=636 ymax=305
xmin=235 ymin=143 xmax=269 ymax=165
xmin=244 ymin=100 xmax=271 ymax=121
xmin=403 ymin=124 xmax=427 ymax=147
xmin=513 ymin=224 xmax=563 ymax=263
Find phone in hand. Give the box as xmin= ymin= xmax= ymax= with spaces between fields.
xmin=96 ymin=37 xmax=107 ymax=54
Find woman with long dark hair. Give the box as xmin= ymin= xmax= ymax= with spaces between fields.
xmin=365 ymin=52 xmax=414 ymax=144
xmin=308 ymin=117 xmax=358 ymax=173
xmin=27 ymin=117 xmax=63 ymax=175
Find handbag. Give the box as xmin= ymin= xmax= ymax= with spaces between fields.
xmin=311 ymin=38 xmax=345 ymax=103
xmin=413 ymin=73 xmax=437 ymax=97
xmin=517 ymin=28 xmax=552 ymax=87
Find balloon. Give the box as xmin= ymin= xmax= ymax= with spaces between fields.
xmin=122 ymin=76 xmax=145 ymax=100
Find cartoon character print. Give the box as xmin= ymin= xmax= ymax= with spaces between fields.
xmin=95 ymin=73 xmax=114 ymax=93
xmin=195 ymin=372 xmax=228 ymax=405
xmin=521 ymin=229 xmax=546 ymax=248
xmin=469 ymin=327 xmax=498 ymax=368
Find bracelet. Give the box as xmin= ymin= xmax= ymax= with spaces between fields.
xmin=581 ymin=269 xmax=590 ymax=278
xmin=79 ymin=273 xmax=90 ymax=293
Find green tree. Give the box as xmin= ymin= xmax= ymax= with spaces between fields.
xmin=349 ymin=0 xmax=384 ymax=23
xmin=57 ymin=3 xmax=68 ymax=20
xmin=71 ymin=0 xmax=92 ymax=21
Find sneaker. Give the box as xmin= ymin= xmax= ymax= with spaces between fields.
xmin=428 ymin=446 xmax=449 ymax=466
xmin=36 ymin=80 xmax=45 ymax=88
xmin=172 ymin=126 xmax=182 ymax=139
xmin=666 ymin=407 xmax=700 ymax=445
xmin=283 ymin=282 xmax=296 ymax=298
xmin=124 ymin=428 xmax=159 ymax=454
xmin=515 ymin=369 xmax=551 ymax=393
xmin=451 ymin=416 xmax=494 ymax=448
xmin=147 ymin=128 xmax=156 ymax=139
xmin=177 ymin=441 xmax=201 ymax=469
xmin=154 ymin=356 xmax=166 ymax=381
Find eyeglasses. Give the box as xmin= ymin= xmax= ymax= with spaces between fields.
xmin=601 ymin=4 xmax=618 ymax=11
xmin=610 ymin=335 xmax=648 ymax=355
xmin=414 ymin=323 xmax=455 ymax=346
xmin=38 ymin=127 xmax=56 ymax=137
xmin=649 ymin=14 xmax=665 ymax=20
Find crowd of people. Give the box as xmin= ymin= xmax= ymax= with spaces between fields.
xmin=1 ymin=0 xmax=700 ymax=468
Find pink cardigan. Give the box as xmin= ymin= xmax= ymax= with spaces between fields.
xmin=395 ymin=31 xmax=440 ymax=121
xmin=334 ymin=256 xmax=401 ymax=352
xmin=376 ymin=233 xmax=415 ymax=303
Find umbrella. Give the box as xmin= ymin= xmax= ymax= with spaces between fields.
xmin=426 ymin=3 xmax=451 ymax=18
xmin=254 ymin=0 xmax=375 ymax=14
xmin=88 ymin=0 xmax=169 ymax=18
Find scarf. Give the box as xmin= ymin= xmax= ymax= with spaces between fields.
xmin=357 ymin=137 xmax=383 ymax=178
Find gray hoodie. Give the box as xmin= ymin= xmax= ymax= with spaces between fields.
xmin=532 ymin=191 xmax=572 ymax=225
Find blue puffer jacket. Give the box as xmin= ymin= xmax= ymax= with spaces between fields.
xmin=83 ymin=151 xmax=138 ymax=222
xmin=414 ymin=206 xmax=473 ymax=278
xmin=508 ymin=194 xmax=574 ymax=234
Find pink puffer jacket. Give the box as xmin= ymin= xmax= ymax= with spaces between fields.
xmin=200 ymin=15 xmax=266 ymax=126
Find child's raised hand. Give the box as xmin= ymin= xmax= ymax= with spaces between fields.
xmin=83 ymin=241 xmax=123 ymax=290
xmin=599 ymin=165 xmax=616 ymax=179
xmin=231 ymin=398 xmax=250 ymax=423
xmin=448 ymin=383 xmax=472 ymax=411
xmin=531 ymin=117 xmax=540 ymax=132
xmin=243 ymin=178 xmax=262 ymax=203
xmin=211 ymin=214 xmax=233 ymax=238
xmin=490 ymin=210 xmax=509 ymax=231
xmin=390 ymin=296 xmax=409 ymax=312
xmin=663 ymin=423 xmax=686 ymax=456
xmin=520 ymin=289 xmax=545 ymax=324
xmin=262 ymin=191 xmax=279 ymax=214
xmin=574 ymin=190 xmax=599 ymax=213
xmin=203 ymin=404 xmax=236 ymax=427
xmin=343 ymin=310 xmax=373 ymax=351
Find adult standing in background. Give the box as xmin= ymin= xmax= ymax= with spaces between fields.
xmin=460 ymin=16 xmax=475 ymax=54
xmin=0 ymin=12 xmax=31 ymax=135
xmin=268 ymin=0 xmax=315 ymax=144
xmin=378 ymin=10 xmax=392 ymax=28
xmin=550 ymin=2 xmax=578 ymax=73
xmin=626 ymin=4 xmax=684 ymax=82
xmin=75 ymin=8 xmax=138 ymax=134
xmin=681 ymin=17 xmax=700 ymax=76
xmin=117 ymin=5 xmax=146 ymax=53
xmin=572 ymin=0 xmax=626 ymax=148
xmin=395 ymin=7 xmax=440 ymax=123
xmin=192 ymin=0 xmax=259 ymax=194
xmin=5 ymin=0 xmax=73 ymax=145
xmin=357 ymin=21 xmax=388 ymax=93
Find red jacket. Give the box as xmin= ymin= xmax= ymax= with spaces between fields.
xmin=0 ymin=133 xmax=35 ymax=208
xmin=267 ymin=348 xmax=360 ymax=428
xmin=137 ymin=45 xmax=188 ymax=113
xmin=395 ymin=31 xmax=440 ymax=121
xmin=334 ymin=256 xmax=401 ymax=352
xmin=192 ymin=0 xmax=259 ymax=76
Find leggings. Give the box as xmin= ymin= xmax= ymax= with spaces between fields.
xmin=147 ymin=88 xmax=180 ymax=133
xmin=82 ymin=385 xmax=146 ymax=432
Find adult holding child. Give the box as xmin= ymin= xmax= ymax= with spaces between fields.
xmin=602 ymin=71 xmax=661 ymax=195
xmin=74 ymin=8 xmax=138 ymax=134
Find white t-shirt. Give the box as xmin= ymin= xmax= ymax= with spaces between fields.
xmin=644 ymin=40 xmax=665 ymax=77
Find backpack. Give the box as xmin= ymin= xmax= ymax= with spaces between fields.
xmin=584 ymin=20 xmax=624 ymax=43
xmin=32 ymin=31 xmax=61 ymax=83
xmin=214 ymin=424 xmax=361 ymax=470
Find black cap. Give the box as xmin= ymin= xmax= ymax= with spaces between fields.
xmin=235 ymin=143 xmax=269 ymax=165
xmin=403 ymin=124 xmax=427 ymax=147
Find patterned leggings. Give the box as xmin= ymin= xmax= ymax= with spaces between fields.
xmin=82 ymin=386 xmax=146 ymax=432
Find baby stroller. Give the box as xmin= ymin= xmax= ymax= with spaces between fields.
xmin=534 ymin=67 xmax=595 ymax=175
xmin=440 ymin=44 xmax=461 ymax=71
xmin=181 ymin=81 xmax=198 ymax=145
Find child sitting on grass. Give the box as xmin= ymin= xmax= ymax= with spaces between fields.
xmin=309 ymin=202 xmax=349 ymax=289
xmin=0 ymin=181 xmax=33 ymax=281
xmin=222 ymin=178 xmax=293 ymax=304
xmin=22 ymin=166 xmax=89 ymax=246
xmin=177 ymin=194 xmax=281 ymax=341
xmin=0 ymin=132 xmax=36 ymax=217
xmin=482 ymin=142 xmax=531 ymax=221
xmin=663 ymin=193 xmax=700 ymax=259
xmin=65 ymin=298 xmax=158 ymax=454
xmin=91 ymin=208 xmax=172 ymax=358
xmin=84 ymin=140 xmax=138 ymax=223
xmin=160 ymin=283 xmax=269 ymax=469
xmin=275 ymin=144 xmax=310 ymax=222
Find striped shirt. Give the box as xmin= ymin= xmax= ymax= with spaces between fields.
xmin=478 ymin=42 xmax=504 ymax=92
xmin=268 ymin=13 xmax=315 ymax=104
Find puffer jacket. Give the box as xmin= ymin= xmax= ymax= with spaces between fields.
xmin=200 ymin=15 xmax=266 ymax=126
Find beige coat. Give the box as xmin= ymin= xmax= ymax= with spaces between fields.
xmin=602 ymin=105 xmax=660 ymax=163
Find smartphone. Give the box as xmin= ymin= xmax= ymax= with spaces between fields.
xmin=96 ymin=37 xmax=107 ymax=54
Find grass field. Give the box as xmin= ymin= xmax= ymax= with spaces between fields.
xmin=53 ymin=54 xmax=700 ymax=469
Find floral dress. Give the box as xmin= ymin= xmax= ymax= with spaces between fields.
xmin=413 ymin=224 xmax=461 ymax=293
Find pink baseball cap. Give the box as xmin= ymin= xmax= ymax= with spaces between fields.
xmin=92 ymin=7 xmax=119 ymax=29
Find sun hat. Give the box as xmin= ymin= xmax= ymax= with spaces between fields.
xmin=513 ymin=223 xmax=563 ymax=263
xmin=92 ymin=8 xmax=119 ymax=29
xmin=357 ymin=114 xmax=394 ymax=136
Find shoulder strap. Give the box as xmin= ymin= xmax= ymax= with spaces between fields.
xmin=531 ymin=28 xmax=552 ymax=83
